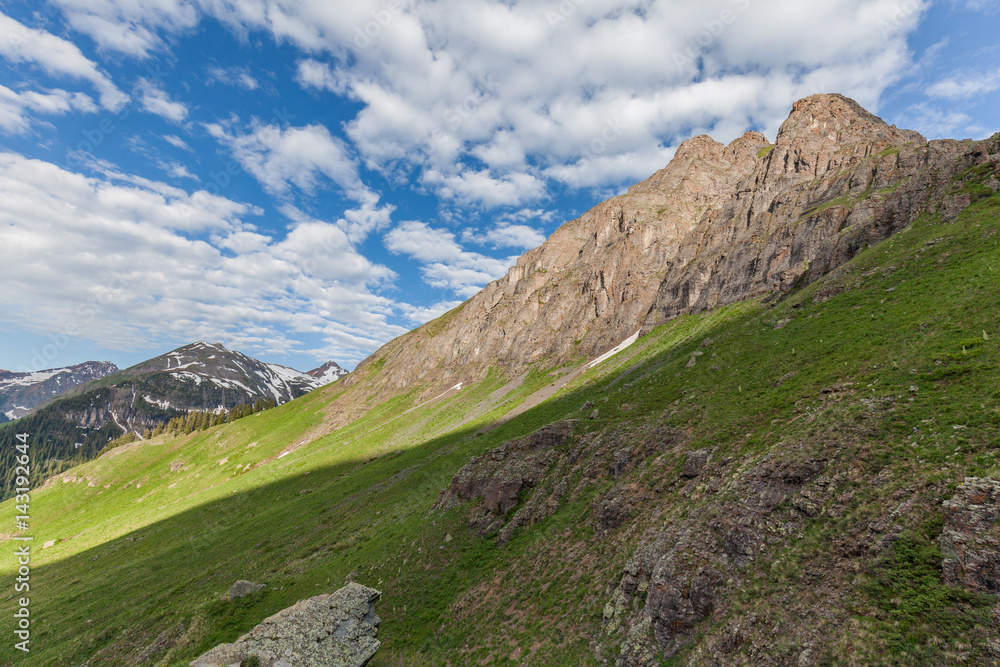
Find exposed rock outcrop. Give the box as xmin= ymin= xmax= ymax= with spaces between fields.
xmin=940 ymin=478 xmax=1000 ymax=594
xmin=434 ymin=422 xmax=574 ymax=543
xmin=190 ymin=583 xmax=381 ymax=667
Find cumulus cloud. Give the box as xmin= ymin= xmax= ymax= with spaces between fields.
xmin=209 ymin=120 xmax=396 ymax=242
xmin=137 ymin=79 xmax=188 ymax=122
xmin=926 ymin=69 xmax=1000 ymax=99
xmin=0 ymin=84 xmax=97 ymax=134
xmin=0 ymin=151 xmax=405 ymax=365
xmin=462 ymin=223 xmax=546 ymax=250
xmin=295 ymin=59 xmax=346 ymax=94
xmin=39 ymin=0 xmax=930 ymax=208
xmin=207 ymin=65 xmax=260 ymax=90
xmin=399 ymin=300 xmax=466 ymax=325
xmin=209 ymin=121 xmax=366 ymax=198
xmin=0 ymin=10 xmax=127 ymax=111
xmin=384 ymin=220 xmax=514 ymax=297
xmin=49 ymin=0 xmax=200 ymax=56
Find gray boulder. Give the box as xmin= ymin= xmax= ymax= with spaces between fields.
xmin=191 ymin=582 xmax=381 ymax=667
xmin=225 ymin=580 xmax=265 ymax=600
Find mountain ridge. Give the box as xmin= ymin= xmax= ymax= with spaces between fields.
xmin=1 ymin=93 xmax=998 ymax=666
xmin=336 ymin=94 xmax=987 ymax=418
xmin=0 ymin=360 xmax=119 ymax=420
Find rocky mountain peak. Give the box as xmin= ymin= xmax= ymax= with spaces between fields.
xmin=307 ymin=361 xmax=350 ymax=385
xmin=339 ymin=94 xmax=992 ymax=418
xmin=672 ymin=134 xmax=725 ymax=162
xmin=768 ymin=93 xmax=926 ymax=181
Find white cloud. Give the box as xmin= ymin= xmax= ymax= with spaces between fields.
xmin=0 ymin=84 xmax=97 ymax=133
xmin=462 ymin=223 xmax=546 ymax=250
xmin=160 ymin=161 xmax=199 ymax=180
xmin=295 ymin=59 xmax=347 ymax=94
xmin=163 ymin=134 xmax=192 ymax=151
xmin=959 ymin=0 xmax=1000 ymax=11
xmin=137 ymin=79 xmax=188 ymax=122
xmin=399 ymin=300 xmax=465 ymax=325
xmin=384 ymin=220 xmax=513 ymax=297
xmin=35 ymin=0 xmax=932 ymax=208
xmin=926 ymin=69 xmax=1000 ymax=99
xmin=207 ymin=65 xmax=260 ymax=90
xmin=209 ymin=121 xmax=366 ymax=198
xmin=421 ymin=168 xmax=546 ymax=208
xmin=0 ymin=10 xmax=127 ymax=111
xmin=0 ymin=150 xmax=406 ymax=366
xmin=49 ymin=0 xmax=200 ymax=56
xmin=898 ymin=103 xmax=980 ymax=139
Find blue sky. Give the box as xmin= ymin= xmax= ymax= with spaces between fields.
xmin=0 ymin=0 xmax=997 ymax=373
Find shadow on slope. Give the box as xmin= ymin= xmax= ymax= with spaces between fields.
xmin=4 ymin=195 xmax=1000 ymax=665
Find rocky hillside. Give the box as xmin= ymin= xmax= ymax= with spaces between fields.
xmin=0 ymin=360 xmax=118 ymax=421
xmin=342 ymin=95 xmax=986 ymax=407
xmin=1 ymin=94 xmax=998 ymax=666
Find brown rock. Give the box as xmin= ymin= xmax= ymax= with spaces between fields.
xmin=940 ymin=478 xmax=1000 ymax=594
xmin=681 ymin=449 xmax=710 ymax=479
xmin=334 ymin=94 xmax=994 ymax=420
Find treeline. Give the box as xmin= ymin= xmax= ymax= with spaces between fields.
xmin=1 ymin=397 xmax=277 ymax=500
xmin=106 ymin=398 xmax=276 ymax=449
xmin=0 ymin=406 xmax=121 ymax=500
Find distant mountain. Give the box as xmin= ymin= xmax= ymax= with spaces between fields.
xmin=0 ymin=342 xmax=348 ymax=498
xmin=0 ymin=361 xmax=119 ymax=420
xmin=307 ymin=360 xmax=350 ymax=385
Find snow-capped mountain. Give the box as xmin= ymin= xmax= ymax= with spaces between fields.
xmin=0 ymin=343 xmax=351 ymax=496
xmin=0 ymin=361 xmax=119 ymax=421
xmin=306 ymin=360 xmax=350 ymax=385
xmin=113 ymin=341 xmax=324 ymax=408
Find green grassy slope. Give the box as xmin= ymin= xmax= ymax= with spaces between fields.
xmin=1 ymin=191 xmax=999 ymax=665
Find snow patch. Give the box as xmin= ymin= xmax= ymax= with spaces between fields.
xmin=584 ymin=330 xmax=641 ymax=370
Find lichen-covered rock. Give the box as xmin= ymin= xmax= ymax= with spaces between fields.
xmin=939 ymin=477 xmax=1000 ymax=594
xmin=225 ymin=580 xmax=265 ymax=600
xmin=190 ymin=583 xmax=381 ymax=667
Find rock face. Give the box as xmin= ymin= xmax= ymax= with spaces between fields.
xmin=339 ymin=94 xmax=993 ymax=409
xmin=435 ymin=422 xmax=574 ymax=544
xmin=940 ymin=478 xmax=1000 ymax=594
xmin=190 ymin=583 xmax=381 ymax=667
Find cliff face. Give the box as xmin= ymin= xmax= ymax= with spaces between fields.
xmin=342 ymin=94 xmax=986 ymax=403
